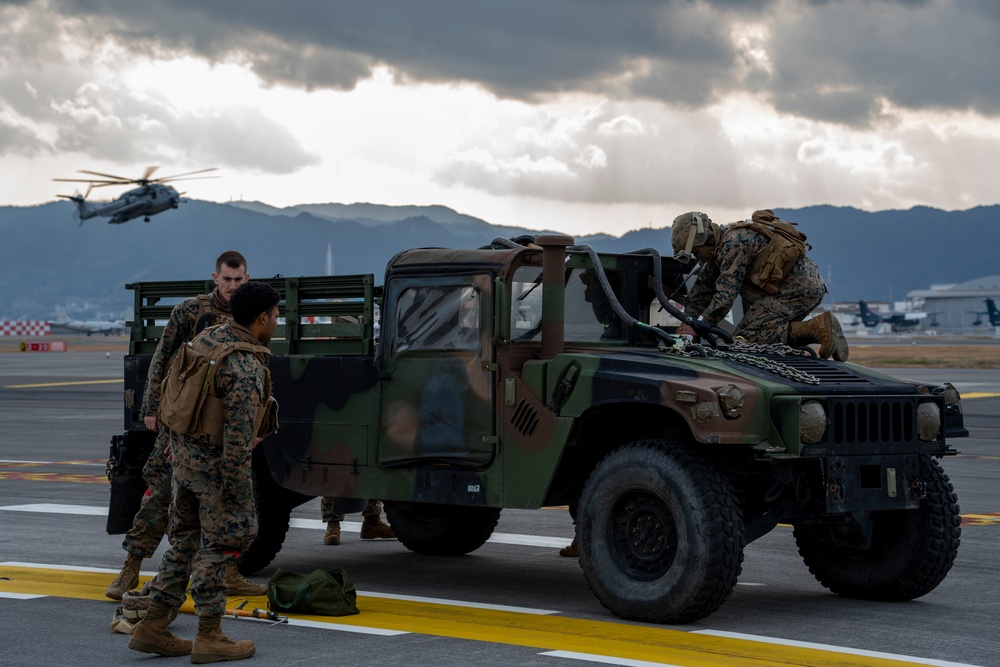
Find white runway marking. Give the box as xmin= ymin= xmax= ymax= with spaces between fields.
xmin=2 ymin=503 xmax=573 ymax=548
xmin=693 ymin=630 xmax=985 ymax=667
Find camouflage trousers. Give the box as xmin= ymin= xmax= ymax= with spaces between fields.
xmin=121 ymin=427 xmax=172 ymax=558
xmin=148 ymin=463 xmax=258 ymax=618
xmin=735 ymin=287 xmax=826 ymax=345
xmin=321 ymin=497 xmax=382 ymax=523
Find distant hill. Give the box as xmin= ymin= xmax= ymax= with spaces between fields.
xmin=1 ymin=200 xmax=997 ymax=320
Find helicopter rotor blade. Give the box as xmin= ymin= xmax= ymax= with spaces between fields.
xmin=151 ymin=167 xmax=219 ymax=183
xmin=141 ymin=166 xmax=160 ymax=182
xmin=76 ymin=169 xmax=136 ymax=182
xmin=53 ymin=177 xmax=125 ymax=185
xmin=157 ymin=175 xmax=221 ymax=184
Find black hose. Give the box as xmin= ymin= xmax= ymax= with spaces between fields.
xmin=625 ymin=247 xmax=734 ymax=345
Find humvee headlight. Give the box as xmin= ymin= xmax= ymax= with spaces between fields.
xmin=717 ymin=384 xmax=745 ymax=419
xmin=800 ymin=401 xmax=827 ymax=445
xmin=917 ymin=401 xmax=942 ymax=442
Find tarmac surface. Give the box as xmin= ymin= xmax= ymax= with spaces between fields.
xmin=1 ymin=347 xmax=998 ymax=666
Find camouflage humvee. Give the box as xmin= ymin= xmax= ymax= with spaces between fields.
xmin=108 ymin=236 xmax=965 ymax=624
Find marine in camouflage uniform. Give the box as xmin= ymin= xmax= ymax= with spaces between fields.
xmin=320 ymin=497 xmax=395 ymax=545
xmin=107 ymin=251 xmax=258 ymax=601
xmin=129 ymin=281 xmax=279 ymax=662
xmin=672 ymin=210 xmax=848 ymax=360
xmin=126 ymin=292 xmax=232 ymax=554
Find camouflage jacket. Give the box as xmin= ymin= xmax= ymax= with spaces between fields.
xmin=685 ymin=225 xmax=826 ymax=326
xmin=140 ymin=288 xmax=231 ymax=418
xmin=169 ymin=321 xmax=271 ymax=504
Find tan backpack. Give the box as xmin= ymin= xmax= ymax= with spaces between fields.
xmin=726 ymin=209 xmax=811 ymax=295
xmin=158 ymin=327 xmax=271 ymax=444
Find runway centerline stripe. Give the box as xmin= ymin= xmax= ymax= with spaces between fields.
xmin=0 ymin=562 xmax=972 ymax=667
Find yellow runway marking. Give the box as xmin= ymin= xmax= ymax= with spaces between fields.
xmin=0 ymin=460 xmax=105 ymax=467
xmin=960 ymin=392 xmax=1000 ymax=399
xmin=0 ymin=472 xmax=107 ymax=483
xmin=961 ymin=513 xmax=1000 ymax=526
xmin=0 ymin=564 xmax=954 ymax=667
xmin=3 ymin=379 xmax=122 ymax=388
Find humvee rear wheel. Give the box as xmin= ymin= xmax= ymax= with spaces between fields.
xmin=385 ymin=502 xmax=501 ymax=556
xmin=238 ymin=446 xmax=312 ymax=575
xmin=578 ymin=440 xmax=744 ymax=624
xmin=794 ymin=456 xmax=960 ymax=601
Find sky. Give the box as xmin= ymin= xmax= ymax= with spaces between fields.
xmin=0 ymin=0 xmax=997 ymax=237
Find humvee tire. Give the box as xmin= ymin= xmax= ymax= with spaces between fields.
xmin=794 ymin=456 xmax=961 ymax=601
xmin=385 ymin=502 xmax=501 ymax=556
xmin=578 ymin=440 xmax=745 ymax=624
xmin=237 ymin=446 xmax=312 ymax=575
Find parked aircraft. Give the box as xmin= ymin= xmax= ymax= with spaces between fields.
xmin=50 ymin=307 xmax=127 ymax=335
xmin=850 ymin=301 xmax=927 ymax=332
xmin=969 ymin=298 xmax=1000 ymax=327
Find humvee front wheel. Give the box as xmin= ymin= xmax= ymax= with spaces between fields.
xmin=385 ymin=502 xmax=501 ymax=556
xmin=578 ymin=440 xmax=744 ymax=624
xmin=794 ymin=456 xmax=960 ymax=601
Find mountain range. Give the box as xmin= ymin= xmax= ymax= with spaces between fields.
xmin=1 ymin=200 xmax=997 ymax=320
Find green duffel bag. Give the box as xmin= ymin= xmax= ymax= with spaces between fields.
xmin=266 ymin=568 xmax=359 ymax=616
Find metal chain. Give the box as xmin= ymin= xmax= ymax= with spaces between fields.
xmin=661 ymin=338 xmax=821 ymax=385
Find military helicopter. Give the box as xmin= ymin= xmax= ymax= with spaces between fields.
xmin=53 ymin=166 xmax=218 ymax=225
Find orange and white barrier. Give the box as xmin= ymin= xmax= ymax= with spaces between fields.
xmin=20 ymin=341 xmax=67 ymax=352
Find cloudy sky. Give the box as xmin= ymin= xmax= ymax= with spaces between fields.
xmin=0 ymin=0 xmax=997 ymax=236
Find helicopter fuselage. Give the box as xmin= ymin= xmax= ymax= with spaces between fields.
xmin=78 ymin=183 xmax=181 ymax=224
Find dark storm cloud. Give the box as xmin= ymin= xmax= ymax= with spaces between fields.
xmin=43 ymin=0 xmax=999 ymax=126
xmin=764 ymin=1 xmax=1000 ymax=122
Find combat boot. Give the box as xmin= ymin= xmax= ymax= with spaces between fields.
xmin=224 ymin=561 xmax=266 ymax=596
xmin=559 ymin=536 xmax=579 ymax=558
xmin=128 ymin=600 xmax=192 ymax=657
xmin=360 ymin=515 xmax=396 ymax=540
xmin=788 ymin=312 xmax=849 ymax=361
xmin=106 ymin=552 xmax=142 ymax=601
xmin=191 ymin=616 xmax=255 ymax=664
xmin=323 ymin=520 xmax=341 ymax=545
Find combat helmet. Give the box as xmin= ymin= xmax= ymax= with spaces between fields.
xmin=671 ymin=211 xmax=714 ymax=264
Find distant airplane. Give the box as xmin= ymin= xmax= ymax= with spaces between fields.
xmin=969 ymin=298 xmax=1000 ymax=327
xmin=50 ymin=306 xmax=127 ymax=335
xmin=850 ymin=300 xmax=927 ymax=332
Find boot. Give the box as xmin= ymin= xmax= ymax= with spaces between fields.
xmin=191 ymin=616 xmax=254 ymax=664
xmin=106 ymin=552 xmax=142 ymax=601
xmin=323 ymin=520 xmax=341 ymax=545
xmin=360 ymin=515 xmax=396 ymax=540
xmin=559 ymin=536 xmax=579 ymax=558
xmin=128 ymin=600 xmax=192 ymax=656
xmin=224 ymin=561 xmax=266 ymax=597
xmin=788 ymin=312 xmax=849 ymax=361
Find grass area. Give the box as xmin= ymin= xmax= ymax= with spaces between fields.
xmin=847 ymin=344 xmax=1000 ymax=369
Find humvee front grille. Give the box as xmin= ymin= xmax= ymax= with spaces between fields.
xmin=828 ymin=397 xmax=922 ymax=445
